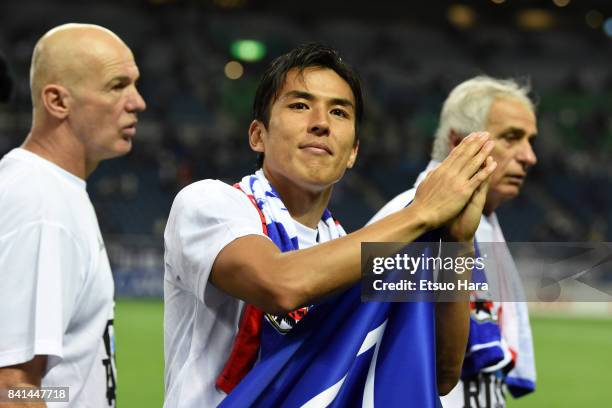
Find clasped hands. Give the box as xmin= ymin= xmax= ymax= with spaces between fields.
xmin=411 ymin=132 xmax=497 ymax=244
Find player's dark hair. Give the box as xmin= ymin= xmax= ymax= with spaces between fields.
xmin=252 ymin=43 xmax=363 ymax=169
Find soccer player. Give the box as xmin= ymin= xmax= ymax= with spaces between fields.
xmin=370 ymin=76 xmax=538 ymax=407
xmin=163 ymin=43 xmax=497 ymax=407
xmin=0 ymin=24 xmax=146 ymax=407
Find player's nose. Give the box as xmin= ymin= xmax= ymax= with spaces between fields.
xmin=127 ymin=87 xmax=146 ymax=113
xmin=517 ymin=139 xmax=537 ymax=168
xmin=308 ymin=107 xmax=330 ymax=137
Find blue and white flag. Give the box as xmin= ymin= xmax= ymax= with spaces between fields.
xmin=220 ymin=275 xmax=441 ymax=407
xmin=221 ymin=171 xmax=442 ymax=407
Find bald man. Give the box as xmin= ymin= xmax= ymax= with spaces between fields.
xmin=0 ymin=24 xmax=145 ymax=407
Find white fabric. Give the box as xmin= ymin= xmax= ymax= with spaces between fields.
xmin=475 ymin=214 xmax=536 ymax=395
xmin=0 ymin=148 xmax=116 ymax=408
xmin=368 ymin=160 xmax=535 ymax=407
xmin=442 ymin=372 xmax=506 ymax=408
xmin=294 ymin=220 xmax=319 ymax=248
xmin=163 ymin=178 xmax=325 ymax=408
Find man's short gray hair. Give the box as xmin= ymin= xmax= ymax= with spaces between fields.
xmin=431 ymin=75 xmax=534 ymax=161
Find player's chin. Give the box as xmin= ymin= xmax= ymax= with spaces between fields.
xmin=497 ymin=184 xmax=521 ymax=199
xmin=297 ymin=168 xmax=341 ymax=190
xmin=108 ymin=138 xmax=133 ymax=158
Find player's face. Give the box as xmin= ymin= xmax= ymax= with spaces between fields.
xmin=485 ymin=97 xmax=537 ymax=206
xmin=251 ymin=67 xmax=358 ymax=193
xmin=70 ymin=42 xmax=146 ymax=162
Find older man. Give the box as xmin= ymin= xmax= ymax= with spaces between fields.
xmin=370 ymin=76 xmax=537 ymax=408
xmin=0 ymin=24 xmax=145 ymax=407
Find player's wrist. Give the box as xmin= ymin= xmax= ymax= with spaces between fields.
xmin=441 ymin=229 xmax=475 ymax=244
xmin=404 ymin=201 xmax=437 ymax=231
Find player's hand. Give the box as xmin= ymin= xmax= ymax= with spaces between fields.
xmin=443 ymin=156 xmax=495 ymax=242
xmin=411 ymin=132 xmax=497 ymax=229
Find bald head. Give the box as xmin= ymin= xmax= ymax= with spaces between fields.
xmin=30 ymin=23 xmax=132 ymax=110
xmin=23 ymin=23 xmax=145 ymax=178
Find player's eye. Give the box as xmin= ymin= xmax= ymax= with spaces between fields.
xmin=111 ymin=81 xmax=128 ymax=91
xmin=289 ymin=102 xmax=308 ymax=110
xmin=331 ymin=108 xmax=349 ymax=118
xmin=502 ymin=132 xmax=520 ymax=142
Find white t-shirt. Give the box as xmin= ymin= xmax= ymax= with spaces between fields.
xmin=0 ymin=148 xmax=116 ymax=408
xmin=163 ymin=179 xmax=321 ymax=408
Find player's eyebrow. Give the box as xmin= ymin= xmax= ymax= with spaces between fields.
xmin=283 ymin=90 xmax=314 ymax=101
xmin=501 ymin=127 xmax=526 ymax=136
xmin=500 ymin=126 xmax=538 ymax=140
xmin=329 ymin=97 xmax=354 ymax=110
xmin=106 ymin=76 xmax=130 ymax=87
xmin=107 ymin=73 xmax=140 ymax=87
xmin=282 ymin=90 xmax=354 ymax=110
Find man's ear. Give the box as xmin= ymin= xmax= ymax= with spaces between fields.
xmin=346 ymin=140 xmax=359 ymax=169
xmin=248 ymin=120 xmax=266 ymax=153
xmin=448 ymin=129 xmax=463 ymax=150
xmin=41 ymin=84 xmax=70 ymax=120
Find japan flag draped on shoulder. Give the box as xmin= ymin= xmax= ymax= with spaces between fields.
xmin=218 ymin=170 xmax=441 ymax=408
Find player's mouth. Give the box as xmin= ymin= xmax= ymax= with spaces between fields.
xmin=299 ymin=142 xmax=333 ymax=156
xmin=121 ymin=122 xmax=137 ymax=139
xmin=505 ymin=174 xmax=525 ymax=185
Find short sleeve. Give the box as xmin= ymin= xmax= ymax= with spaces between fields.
xmin=163 ymin=180 xmax=268 ymax=303
xmin=367 ymin=188 xmax=417 ymax=225
xmin=0 ymin=221 xmax=85 ymax=369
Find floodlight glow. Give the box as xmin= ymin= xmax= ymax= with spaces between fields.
xmin=552 ymin=0 xmax=570 ymax=7
xmin=230 ymin=40 xmax=266 ymax=62
xmin=224 ymin=61 xmax=244 ymax=80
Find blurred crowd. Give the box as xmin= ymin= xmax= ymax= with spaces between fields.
xmin=1 ymin=0 xmax=611 ymax=247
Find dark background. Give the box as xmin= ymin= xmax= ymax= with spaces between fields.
xmin=1 ymin=0 xmax=611 ymax=249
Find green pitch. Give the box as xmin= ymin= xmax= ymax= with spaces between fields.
xmin=115 ymin=299 xmax=611 ymax=407
xmin=510 ymin=314 xmax=612 ymax=408
xmin=115 ymin=300 xmax=165 ymax=407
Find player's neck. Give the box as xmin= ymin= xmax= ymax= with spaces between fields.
xmin=23 ymin=127 xmax=94 ymax=180
xmin=285 ymin=189 xmax=332 ymax=230
xmin=262 ymin=168 xmax=332 ymax=229
xmin=483 ymin=198 xmax=500 ymax=216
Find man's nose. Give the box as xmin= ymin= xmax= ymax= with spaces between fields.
xmin=127 ymin=87 xmax=146 ymax=113
xmin=308 ymin=107 xmax=330 ymax=137
xmin=517 ymin=139 xmax=537 ymax=168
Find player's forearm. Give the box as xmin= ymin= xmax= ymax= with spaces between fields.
xmin=0 ymin=356 xmax=47 ymax=408
xmin=434 ymin=243 xmax=473 ymax=395
xmin=270 ymin=203 xmax=431 ymax=312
